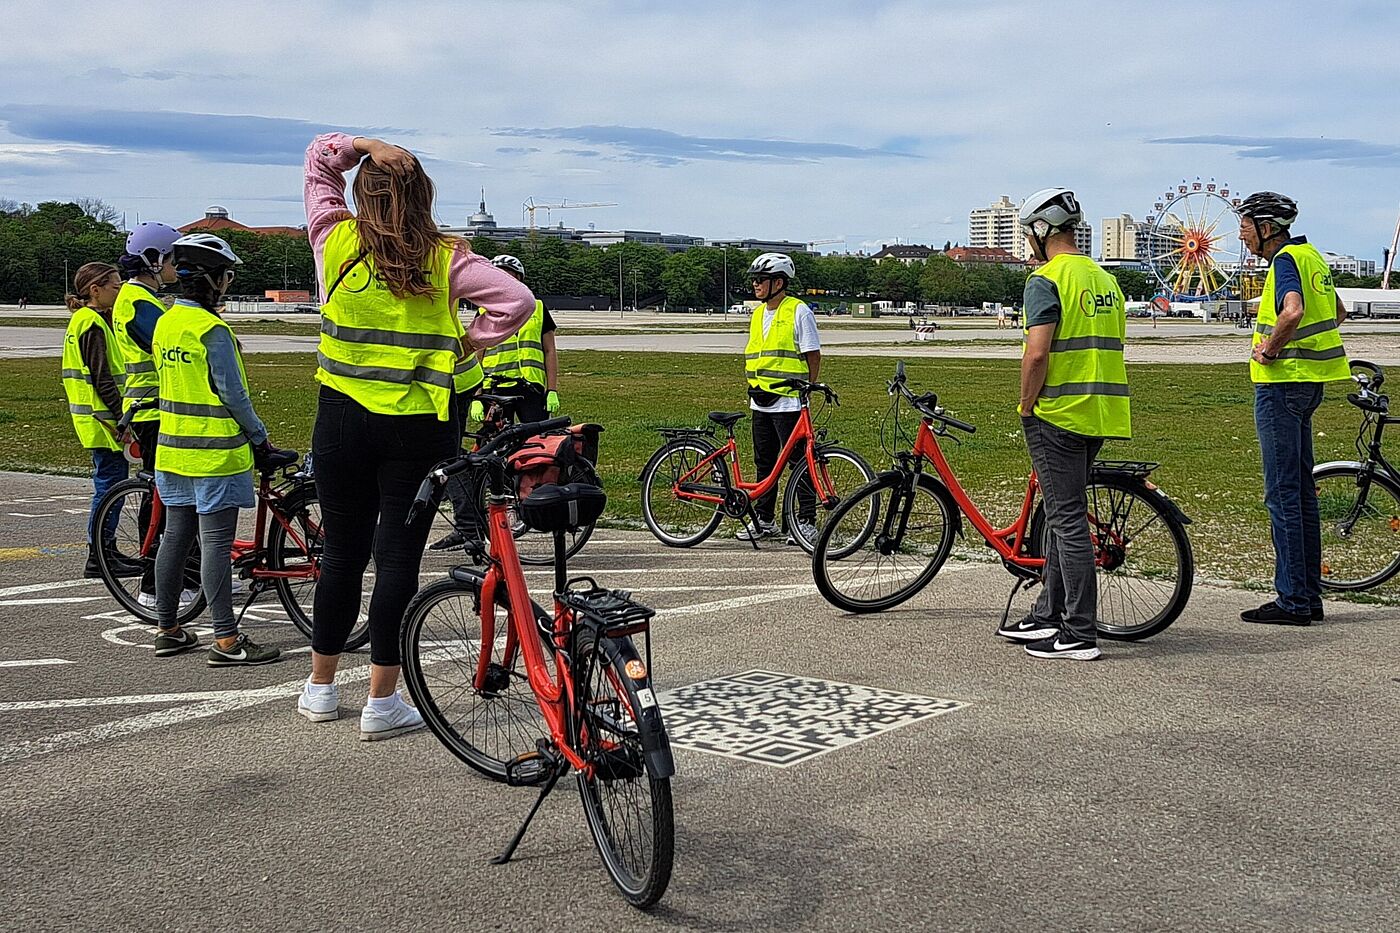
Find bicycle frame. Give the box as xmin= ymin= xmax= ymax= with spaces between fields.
xmin=672 ymin=405 xmax=837 ymax=507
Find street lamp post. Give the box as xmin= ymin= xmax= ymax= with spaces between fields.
xmin=721 ymin=245 xmax=728 ymax=317
xmin=618 ymin=252 xmax=624 ymax=318
xmin=631 ymin=269 xmax=639 ymax=313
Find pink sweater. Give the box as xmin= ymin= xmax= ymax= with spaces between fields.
xmin=304 ymin=133 xmax=535 ymax=350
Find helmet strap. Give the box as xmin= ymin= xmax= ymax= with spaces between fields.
xmin=1252 ymin=218 xmax=1288 ymax=258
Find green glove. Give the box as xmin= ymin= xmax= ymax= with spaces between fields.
xmin=546 ymin=390 xmax=560 ymax=414
xmin=468 ymin=399 xmax=485 ymax=422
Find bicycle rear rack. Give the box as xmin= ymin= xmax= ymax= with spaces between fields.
xmin=1092 ymin=460 xmax=1159 ymax=478
xmin=561 ymin=577 xmax=655 ymax=637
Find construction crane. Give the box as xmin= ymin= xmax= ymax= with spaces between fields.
xmin=521 ymin=197 xmax=618 ymax=230
xmin=807 ymin=237 xmax=845 ymax=252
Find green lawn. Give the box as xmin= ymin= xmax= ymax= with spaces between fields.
xmin=2 ymin=350 xmax=1383 ymax=595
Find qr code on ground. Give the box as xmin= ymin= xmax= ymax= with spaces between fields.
xmin=662 ymin=670 xmax=966 ymax=768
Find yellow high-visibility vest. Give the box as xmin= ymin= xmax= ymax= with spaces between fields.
xmin=152 ymin=304 xmax=253 ymax=477
xmin=481 ymin=301 xmax=546 ymax=389
xmin=61 ymin=306 xmax=124 ymax=451
xmin=745 ymin=296 xmax=808 ymax=396
xmin=1252 ymin=241 xmax=1350 ymax=383
xmin=111 ymin=281 xmax=163 ymax=422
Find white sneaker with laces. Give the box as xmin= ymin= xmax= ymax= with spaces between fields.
xmin=298 ymin=679 xmax=340 ymax=722
xmin=786 ymin=520 xmax=818 ymax=546
xmin=137 ymin=588 xmax=199 ymax=609
xmin=736 ymin=520 xmax=778 ymax=542
xmin=359 ymin=693 xmax=425 ymax=741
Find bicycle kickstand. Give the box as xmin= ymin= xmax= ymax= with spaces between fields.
xmin=233 ymin=578 xmax=266 ymax=627
xmin=739 ymin=502 xmax=763 ymax=551
xmin=997 ymin=576 xmax=1036 ymax=632
xmin=490 ymin=760 xmax=567 ymax=866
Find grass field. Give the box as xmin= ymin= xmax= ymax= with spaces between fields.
xmin=1 ymin=350 xmax=1386 ymax=596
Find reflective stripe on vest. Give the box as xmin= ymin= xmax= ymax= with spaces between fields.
xmin=1251 ymin=242 xmax=1350 ymax=383
xmin=152 ymin=304 xmax=253 ymax=477
xmin=111 ymin=281 xmax=164 ymax=422
xmin=745 ymin=296 xmax=807 ymax=396
xmin=315 ymin=220 xmax=462 ymax=421
xmin=481 ymin=301 xmax=546 ymax=388
xmin=453 ymin=351 xmax=484 ymax=393
xmin=1023 ymin=254 xmax=1132 ymax=439
xmin=61 ymin=307 xmax=123 ymax=451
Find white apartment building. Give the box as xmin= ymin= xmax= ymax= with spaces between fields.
xmin=1102 ymin=214 xmax=1141 ymax=261
xmin=971 ymin=195 xmax=1090 ymax=261
xmin=1321 ymin=251 xmax=1377 ymax=276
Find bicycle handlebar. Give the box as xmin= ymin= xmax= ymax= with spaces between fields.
xmin=1346 ymin=359 xmax=1389 ymax=414
xmin=772 ymin=377 xmax=839 ymax=405
xmin=116 ymin=398 xmax=158 ymax=433
xmin=886 ymin=362 xmax=976 ymax=434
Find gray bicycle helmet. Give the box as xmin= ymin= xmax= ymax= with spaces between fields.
xmin=1236 ymin=191 xmax=1298 ymax=227
xmin=491 ymin=254 xmax=526 ymax=277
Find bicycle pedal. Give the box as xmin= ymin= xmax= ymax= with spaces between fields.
xmin=503 ymin=749 xmax=557 ymax=787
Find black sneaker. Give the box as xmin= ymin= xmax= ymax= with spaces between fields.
xmin=996 ymin=615 xmax=1058 ymax=642
xmin=1311 ymin=605 xmax=1324 ymax=622
xmin=1024 ymin=634 xmax=1101 ymax=661
xmin=154 ymin=627 xmax=199 ymax=657
xmin=429 ymin=530 xmax=465 ymax=551
xmin=1240 ymin=601 xmax=1310 ymax=627
xmin=208 ymin=633 xmax=282 ymax=667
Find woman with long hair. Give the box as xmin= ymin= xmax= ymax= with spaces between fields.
xmin=61 ymin=261 xmax=135 ymax=577
xmin=298 ymin=134 xmax=535 ymax=739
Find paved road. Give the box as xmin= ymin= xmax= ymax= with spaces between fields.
xmin=1 ymin=470 xmax=1396 ymax=931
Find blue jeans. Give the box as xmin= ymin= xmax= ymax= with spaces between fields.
xmin=1254 ymin=383 xmax=1324 ymax=614
xmin=89 ymin=448 xmax=129 ymax=547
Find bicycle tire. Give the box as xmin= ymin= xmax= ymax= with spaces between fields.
xmin=570 ymin=627 xmax=674 ymax=908
xmin=1029 ymin=472 xmax=1194 ymax=641
xmin=516 ymin=460 xmax=600 ymax=565
xmin=781 ymin=445 xmax=877 ymax=554
xmin=812 ymin=472 xmax=958 ymax=613
xmin=93 ymin=476 xmax=206 ymax=626
xmin=639 ymin=436 xmax=724 ymax=548
xmin=400 ymin=577 xmax=552 ymax=782
xmin=1314 ymin=463 xmax=1400 ymax=591
xmin=266 ymin=483 xmax=372 ymax=652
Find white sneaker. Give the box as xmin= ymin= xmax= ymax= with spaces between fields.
xmin=786 ymin=520 xmax=817 ymax=546
xmin=137 ymin=588 xmax=198 ymax=609
xmin=736 ymin=519 xmax=778 ymax=542
xmin=298 ymin=679 xmax=340 ymax=722
xmin=359 ymin=693 xmax=425 ymax=742
xmin=231 ymin=578 xmax=246 ymax=596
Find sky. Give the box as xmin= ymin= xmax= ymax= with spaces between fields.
xmin=3 ymin=0 xmax=1398 ymax=262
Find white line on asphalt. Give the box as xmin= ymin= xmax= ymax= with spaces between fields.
xmin=0 ymin=596 xmax=106 ymax=606
xmin=0 ymin=578 xmax=101 ymax=597
xmin=0 ymin=658 xmax=73 ymax=668
xmin=666 ymin=586 xmax=821 ymax=616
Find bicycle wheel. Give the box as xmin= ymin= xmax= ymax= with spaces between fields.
xmin=267 ymin=484 xmax=372 ymax=652
xmin=812 ymin=472 xmax=957 ymax=613
xmin=515 ymin=461 xmax=600 ymax=565
xmin=400 ymin=577 xmax=552 ymax=782
xmin=93 ymin=477 xmax=206 ymax=626
xmin=1315 ymin=465 xmax=1400 ymax=590
xmin=781 ymin=445 xmax=877 ymax=554
xmin=571 ymin=628 xmax=674 ymax=907
xmin=639 ymin=437 xmax=724 ymax=547
xmin=1030 ymin=472 xmax=1194 ymax=641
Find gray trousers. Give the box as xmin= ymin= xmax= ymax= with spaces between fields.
xmin=157 ymin=505 xmax=239 ymax=638
xmin=1023 ymin=415 xmax=1103 ymax=642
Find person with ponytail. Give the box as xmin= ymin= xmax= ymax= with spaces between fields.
xmin=147 ymin=234 xmax=292 ymax=666
xmin=297 ymin=133 xmax=535 ymax=739
xmin=61 ymin=262 xmax=141 ymax=578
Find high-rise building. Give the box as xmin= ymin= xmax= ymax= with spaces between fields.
xmin=1102 ymin=214 xmax=1141 ymax=261
xmin=971 ymin=195 xmax=1091 ymax=261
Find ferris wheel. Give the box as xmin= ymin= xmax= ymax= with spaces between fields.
xmin=1145 ymin=178 xmax=1246 ymax=301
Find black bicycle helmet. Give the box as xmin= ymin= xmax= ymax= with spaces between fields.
xmin=1236 ymin=191 xmax=1298 ymax=227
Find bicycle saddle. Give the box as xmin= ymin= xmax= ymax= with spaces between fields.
xmin=256 ymin=447 xmax=299 ymax=472
xmin=707 ymin=411 xmax=746 ymax=428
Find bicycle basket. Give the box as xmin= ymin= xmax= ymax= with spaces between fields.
xmin=518 ymin=482 xmax=607 ymax=532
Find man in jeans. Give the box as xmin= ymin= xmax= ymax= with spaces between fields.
xmin=1237 ymin=192 xmax=1350 ymax=626
xmin=997 ymin=188 xmax=1131 ymax=661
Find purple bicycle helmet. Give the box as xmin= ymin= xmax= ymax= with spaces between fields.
xmin=123 ymin=222 xmax=182 ymax=273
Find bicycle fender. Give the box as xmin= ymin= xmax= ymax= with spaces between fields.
xmin=1125 ymin=479 xmax=1194 ymax=527
xmin=596 ymin=634 xmax=675 ymax=779
xmin=1313 ymin=460 xmax=1367 ymax=474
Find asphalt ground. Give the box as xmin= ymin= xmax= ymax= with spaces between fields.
xmin=1 ymin=470 xmax=1397 ymax=932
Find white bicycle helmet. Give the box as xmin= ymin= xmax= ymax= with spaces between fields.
xmin=491 ymin=254 xmax=526 ymax=277
xmin=172 ymin=233 xmax=242 ymax=272
xmin=747 ymin=252 xmax=796 ymax=280
xmin=1019 ymin=187 xmax=1083 ymax=260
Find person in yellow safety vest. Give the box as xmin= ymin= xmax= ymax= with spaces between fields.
xmin=1236 ymin=192 xmax=1351 ymax=627
xmin=740 ymin=252 xmax=822 ymax=543
xmin=148 ymin=234 xmax=291 ymax=666
xmin=298 ymin=132 xmax=536 ymax=739
xmin=475 ymin=254 xmax=559 ymax=423
xmin=1001 ymin=188 xmax=1130 ymax=662
xmin=61 ymin=261 xmax=143 ymax=579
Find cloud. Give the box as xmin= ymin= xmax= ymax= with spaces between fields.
xmin=490 ymin=125 xmax=926 ymax=167
xmin=0 ymin=143 xmax=121 ymax=176
xmin=0 ymin=104 xmax=403 ymax=165
xmin=1149 ymin=134 xmax=1400 ymax=168
xmin=559 ymin=148 xmax=602 ymax=157
xmin=494 ymin=146 xmax=540 ymax=154
xmin=84 ymin=67 xmax=251 ymax=82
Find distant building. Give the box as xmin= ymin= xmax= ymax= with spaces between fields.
xmin=1321 ymin=251 xmax=1377 ymax=277
xmin=969 ymin=196 xmax=1023 ymax=259
xmin=579 ymin=230 xmax=705 ymax=252
xmin=1102 ymin=214 xmax=1154 ymax=263
xmin=706 ymin=237 xmax=812 ymax=255
xmin=871 ymin=244 xmax=935 ymax=264
xmin=180 ymin=205 xmax=305 ymax=237
xmin=945 ymin=245 xmax=1024 ymax=267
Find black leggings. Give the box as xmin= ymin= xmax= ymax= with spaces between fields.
xmin=311 ymin=387 xmax=457 ymax=665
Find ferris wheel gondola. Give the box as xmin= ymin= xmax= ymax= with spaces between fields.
xmin=1145 ymin=178 xmax=1245 ymax=301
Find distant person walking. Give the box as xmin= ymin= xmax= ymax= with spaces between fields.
xmin=298 ymin=133 xmax=535 ymax=739
xmin=998 ymin=188 xmax=1130 ymax=661
xmin=1237 ymin=192 xmax=1350 ymax=627
xmin=61 ymin=262 xmax=139 ymax=578
xmin=996 ymin=305 xmax=1007 ymax=329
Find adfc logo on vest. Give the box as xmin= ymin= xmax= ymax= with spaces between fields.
xmin=1077 ymin=289 xmax=1121 ymax=317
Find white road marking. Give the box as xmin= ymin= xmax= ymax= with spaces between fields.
xmin=0 ymin=658 xmax=73 ymax=669
xmin=0 ymin=596 xmax=106 ymax=606
xmin=0 ymin=578 xmax=101 ymax=598
xmin=7 ymin=512 xmax=56 ymax=518
xmin=666 ymin=587 xmax=821 ymax=616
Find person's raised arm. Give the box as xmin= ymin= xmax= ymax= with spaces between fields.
xmin=447 ymin=248 xmax=536 ymax=350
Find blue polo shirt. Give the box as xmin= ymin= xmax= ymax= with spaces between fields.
xmin=1270 ymin=235 xmax=1307 ymax=315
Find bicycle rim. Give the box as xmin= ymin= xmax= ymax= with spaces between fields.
xmin=640 ymin=439 xmax=723 ymax=547
xmin=573 ymin=632 xmax=674 ymax=906
xmin=813 ymin=474 xmax=955 ymax=613
xmin=268 ymin=487 xmax=372 ymax=650
xmin=1082 ymin=477 xmax=1193 ymax=639
xmin=400 ymin=579 xmax=551 ymax=782
xmin=1316 ymin=468 xmax=1400 ymax=590
xmin=94 ymin=478 xmax=205 ymax=626
xmin=783 ymin=447 xmax=877 ymax=554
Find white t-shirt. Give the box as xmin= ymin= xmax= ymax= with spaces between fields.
xmin=750 ymin=302 xmax=821 ymax=413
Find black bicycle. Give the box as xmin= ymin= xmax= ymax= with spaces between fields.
xmin=1314 ymin=359 xmax=1400 ymax=591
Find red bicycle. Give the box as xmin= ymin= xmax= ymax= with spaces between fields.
xmin=639 ymin=378 xmax=874 ymax=551
xmin=91 ymin=401 xmax=371 ymax=649
xmin=401 ymin=416 xmax=674 ymax=908
xmin=812 ymin=362 xmax=1195 ymax=640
